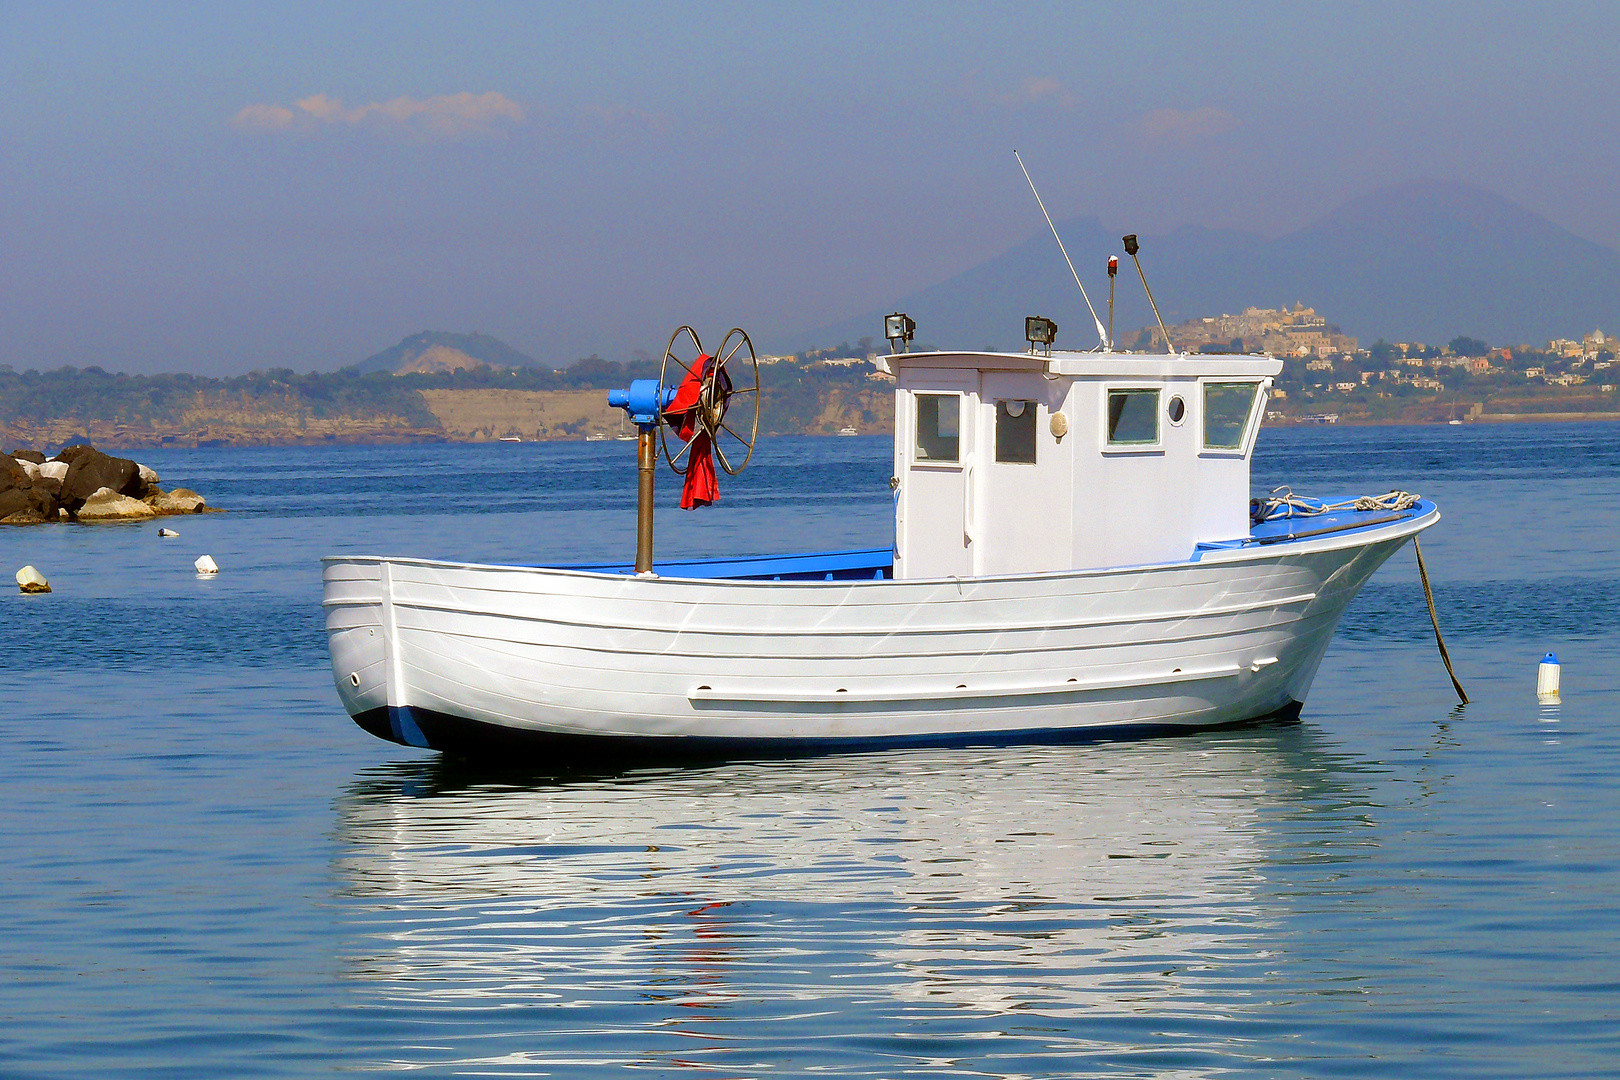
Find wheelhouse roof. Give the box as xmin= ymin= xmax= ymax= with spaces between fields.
xmin=876 ymin=349 xmax=1283 ymax=379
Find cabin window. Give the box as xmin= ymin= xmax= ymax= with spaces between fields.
xmin=1167 ymin=395 xmax=1187 ymax=425
xmin=914 ymin=393 xmax=960 ymax=462
xmin=995 ymin=400 xmax=1037 ymax=463
xmin=1204 ymin=382 xmax=1259 ymax=449
xmin=1106 ymin=389 xmax=1159 ymax=445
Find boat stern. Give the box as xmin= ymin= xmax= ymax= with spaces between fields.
xmin=322 ymin=557 xmax=400 ymax=744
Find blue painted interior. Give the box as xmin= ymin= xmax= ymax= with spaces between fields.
xmin=528 ymin=499 xmax=1433 ymax=580
xmin=551 ymin=547 xmax=897 ymax=581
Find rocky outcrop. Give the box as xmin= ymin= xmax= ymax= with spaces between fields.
xmin=77 ymin=487 xmax=157 ymax=521
xmin=2 ymin=444 xmax=216 ymax=525
xmin=148 ymin=488 xmax=207 ymax=514
xmin=0 ymin=455 xmax=58 ymax=523
xmin=59 ymin=446 xmax=145 ymax=510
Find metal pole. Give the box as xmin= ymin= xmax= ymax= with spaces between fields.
xmin=635 ymin=426 xmax=656 ymax=573
xmin=1014 ymin=151 xmax=1109 ymax=349
xmin=1107 ymin=261 xmax=1117 ymax=351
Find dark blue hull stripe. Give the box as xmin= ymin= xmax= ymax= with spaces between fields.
xmin=350 ymin=701 xmax=1305 ymax=761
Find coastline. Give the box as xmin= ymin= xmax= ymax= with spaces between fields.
xmin=7 ymin=410 xmax=1619 ymax=452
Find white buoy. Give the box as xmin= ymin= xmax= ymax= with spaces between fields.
xmin=194 ymin=554 xmax=219 ymax=575
xmin=15 ymin=565 xmax=50 ymax=593
xmin=1537 ymin=651 xmax=1561 ymax=699
xmin=158 ymin=527 xmax=179 ymax=537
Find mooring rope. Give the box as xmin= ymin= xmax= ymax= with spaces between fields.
xmin=1250 ymin=487 xmax=1465 ymax=703
xmin=1414 ymin=536 xmax=1469 ymax=704
xmin=1252 ymin=486 xmax=1422 ymax=523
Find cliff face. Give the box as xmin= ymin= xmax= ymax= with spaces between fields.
xmin=417 ymin=389 xmax=625 ymax=440
xmin=0 ymin=376 xmax=900 ymax=449
xmin=0 ymin=390 xmax=440 ymax=450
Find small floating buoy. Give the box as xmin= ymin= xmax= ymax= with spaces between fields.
xmin=16 ymin=565 xmax=50 ymax=593
xmin=1537 ymin=651 xmax=1560 ymax=700
xmin=158 ymin=527 xmax=179 ymax=537
xmin=194 ymin=554 xmax=219 ymax=575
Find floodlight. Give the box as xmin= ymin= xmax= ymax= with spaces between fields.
xmin=885 ymin=312 xmax=916 ymax=353
xmin=1025 ymin=315 xmax=1058 ymax=354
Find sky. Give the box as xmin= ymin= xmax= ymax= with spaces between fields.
xmin=2 ymin=1 xmax=1617 ymax=375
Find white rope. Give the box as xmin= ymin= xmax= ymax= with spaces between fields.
xmin=1253 ymin=486 xmax=1421 ymax=523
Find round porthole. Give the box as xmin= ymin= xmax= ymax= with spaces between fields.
xmin=1167 ymin=395 xmax=1187 ymax=425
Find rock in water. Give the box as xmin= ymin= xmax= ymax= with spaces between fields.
xmin=16 ymin=565 xmax=49 ymax=593
xmin=137 ymin=464 xmax=160 ymax=490
xmin=60 ymin=448 xmax=142 ymax=511
xmin=76 ymin=487 xmax=157 ymax=521
xmin=0 ymin=456 xmax=58 ymax=523
xmin=8 ymin=449 xmax=46 ymax=465
xmin=195 ymin=554 xmax=219 ymax=575
xmin=148 ymin=488 xmax=208 ymax=514
xmin=38 ymin=461 xmax=68 ymax=482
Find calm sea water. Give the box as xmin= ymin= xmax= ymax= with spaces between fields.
xmin=2 ymin=424 xmax=1617 ymax=1078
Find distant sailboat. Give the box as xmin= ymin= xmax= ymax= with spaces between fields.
xmin=1448 ymin=399 xmax=1463 ymax=425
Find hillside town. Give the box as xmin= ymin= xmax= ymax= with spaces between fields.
xmin=1119 ymin=304 xmax=1617 ymax=423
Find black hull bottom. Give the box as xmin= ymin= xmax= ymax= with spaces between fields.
xmin=349 ymin=700 xmax=1307 ymax=764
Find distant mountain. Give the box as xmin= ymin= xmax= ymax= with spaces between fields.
xmin=350 ymin=331 xmax=538 ymax=375
xmin=807 ymin=182 xmax=1620 ymax=351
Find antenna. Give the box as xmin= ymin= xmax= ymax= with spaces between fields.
xmin=1122 ymin=234 xmax=1173 ymax=353
xmin=1014 ymin=151 xmax=1108 ymax=350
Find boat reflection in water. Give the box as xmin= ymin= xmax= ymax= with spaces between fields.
xmin=330 ymin=725 xmax=1373 ymax=1073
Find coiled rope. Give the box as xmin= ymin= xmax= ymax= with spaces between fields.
xmin=1252 ymin=486 xmax=1422 ymax=524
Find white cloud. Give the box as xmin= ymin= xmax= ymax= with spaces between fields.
xmin=231 ymin=92 xmax=523 ymax=137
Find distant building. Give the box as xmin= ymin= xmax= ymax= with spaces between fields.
xmin=1150 ymin=302 xmax=1357 ymax=357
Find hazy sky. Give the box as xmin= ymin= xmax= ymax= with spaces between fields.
xmin=3 ymin=2 xmax=1617 ymax=374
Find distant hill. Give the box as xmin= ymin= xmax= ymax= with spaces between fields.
xmin=804 ymin=181 xmax=1620 ymax=351
xmin=350 ymin=331 xmax=538 ymax=375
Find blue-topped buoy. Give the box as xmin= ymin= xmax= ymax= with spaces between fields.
xmin=1537 ymin=652 xmax=1560 ymax=699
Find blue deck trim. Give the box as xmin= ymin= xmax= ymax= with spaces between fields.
xmin=1192 ymin=498 xmax=1432 ymax=559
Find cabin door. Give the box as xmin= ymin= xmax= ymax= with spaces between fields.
xmin=973 ymin=372 xmax=1053 ymax=577
xmin=898 ymin=370 xmax=977 ymax=578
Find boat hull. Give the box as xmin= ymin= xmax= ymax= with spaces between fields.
xmin=322 ymin=506 xmax=1435 ymax=757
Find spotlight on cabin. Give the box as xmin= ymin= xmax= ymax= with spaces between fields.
xmin=885 ymin=312 xmax=916 ymax=353
xmin=1025 ymin=315 xmax=1058 ymax=355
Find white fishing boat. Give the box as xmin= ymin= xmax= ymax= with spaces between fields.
xmin=324 ymin=325 xmax=1440 ymax=757
xmin=325 ymin=165 xmax=1453 ymax=758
